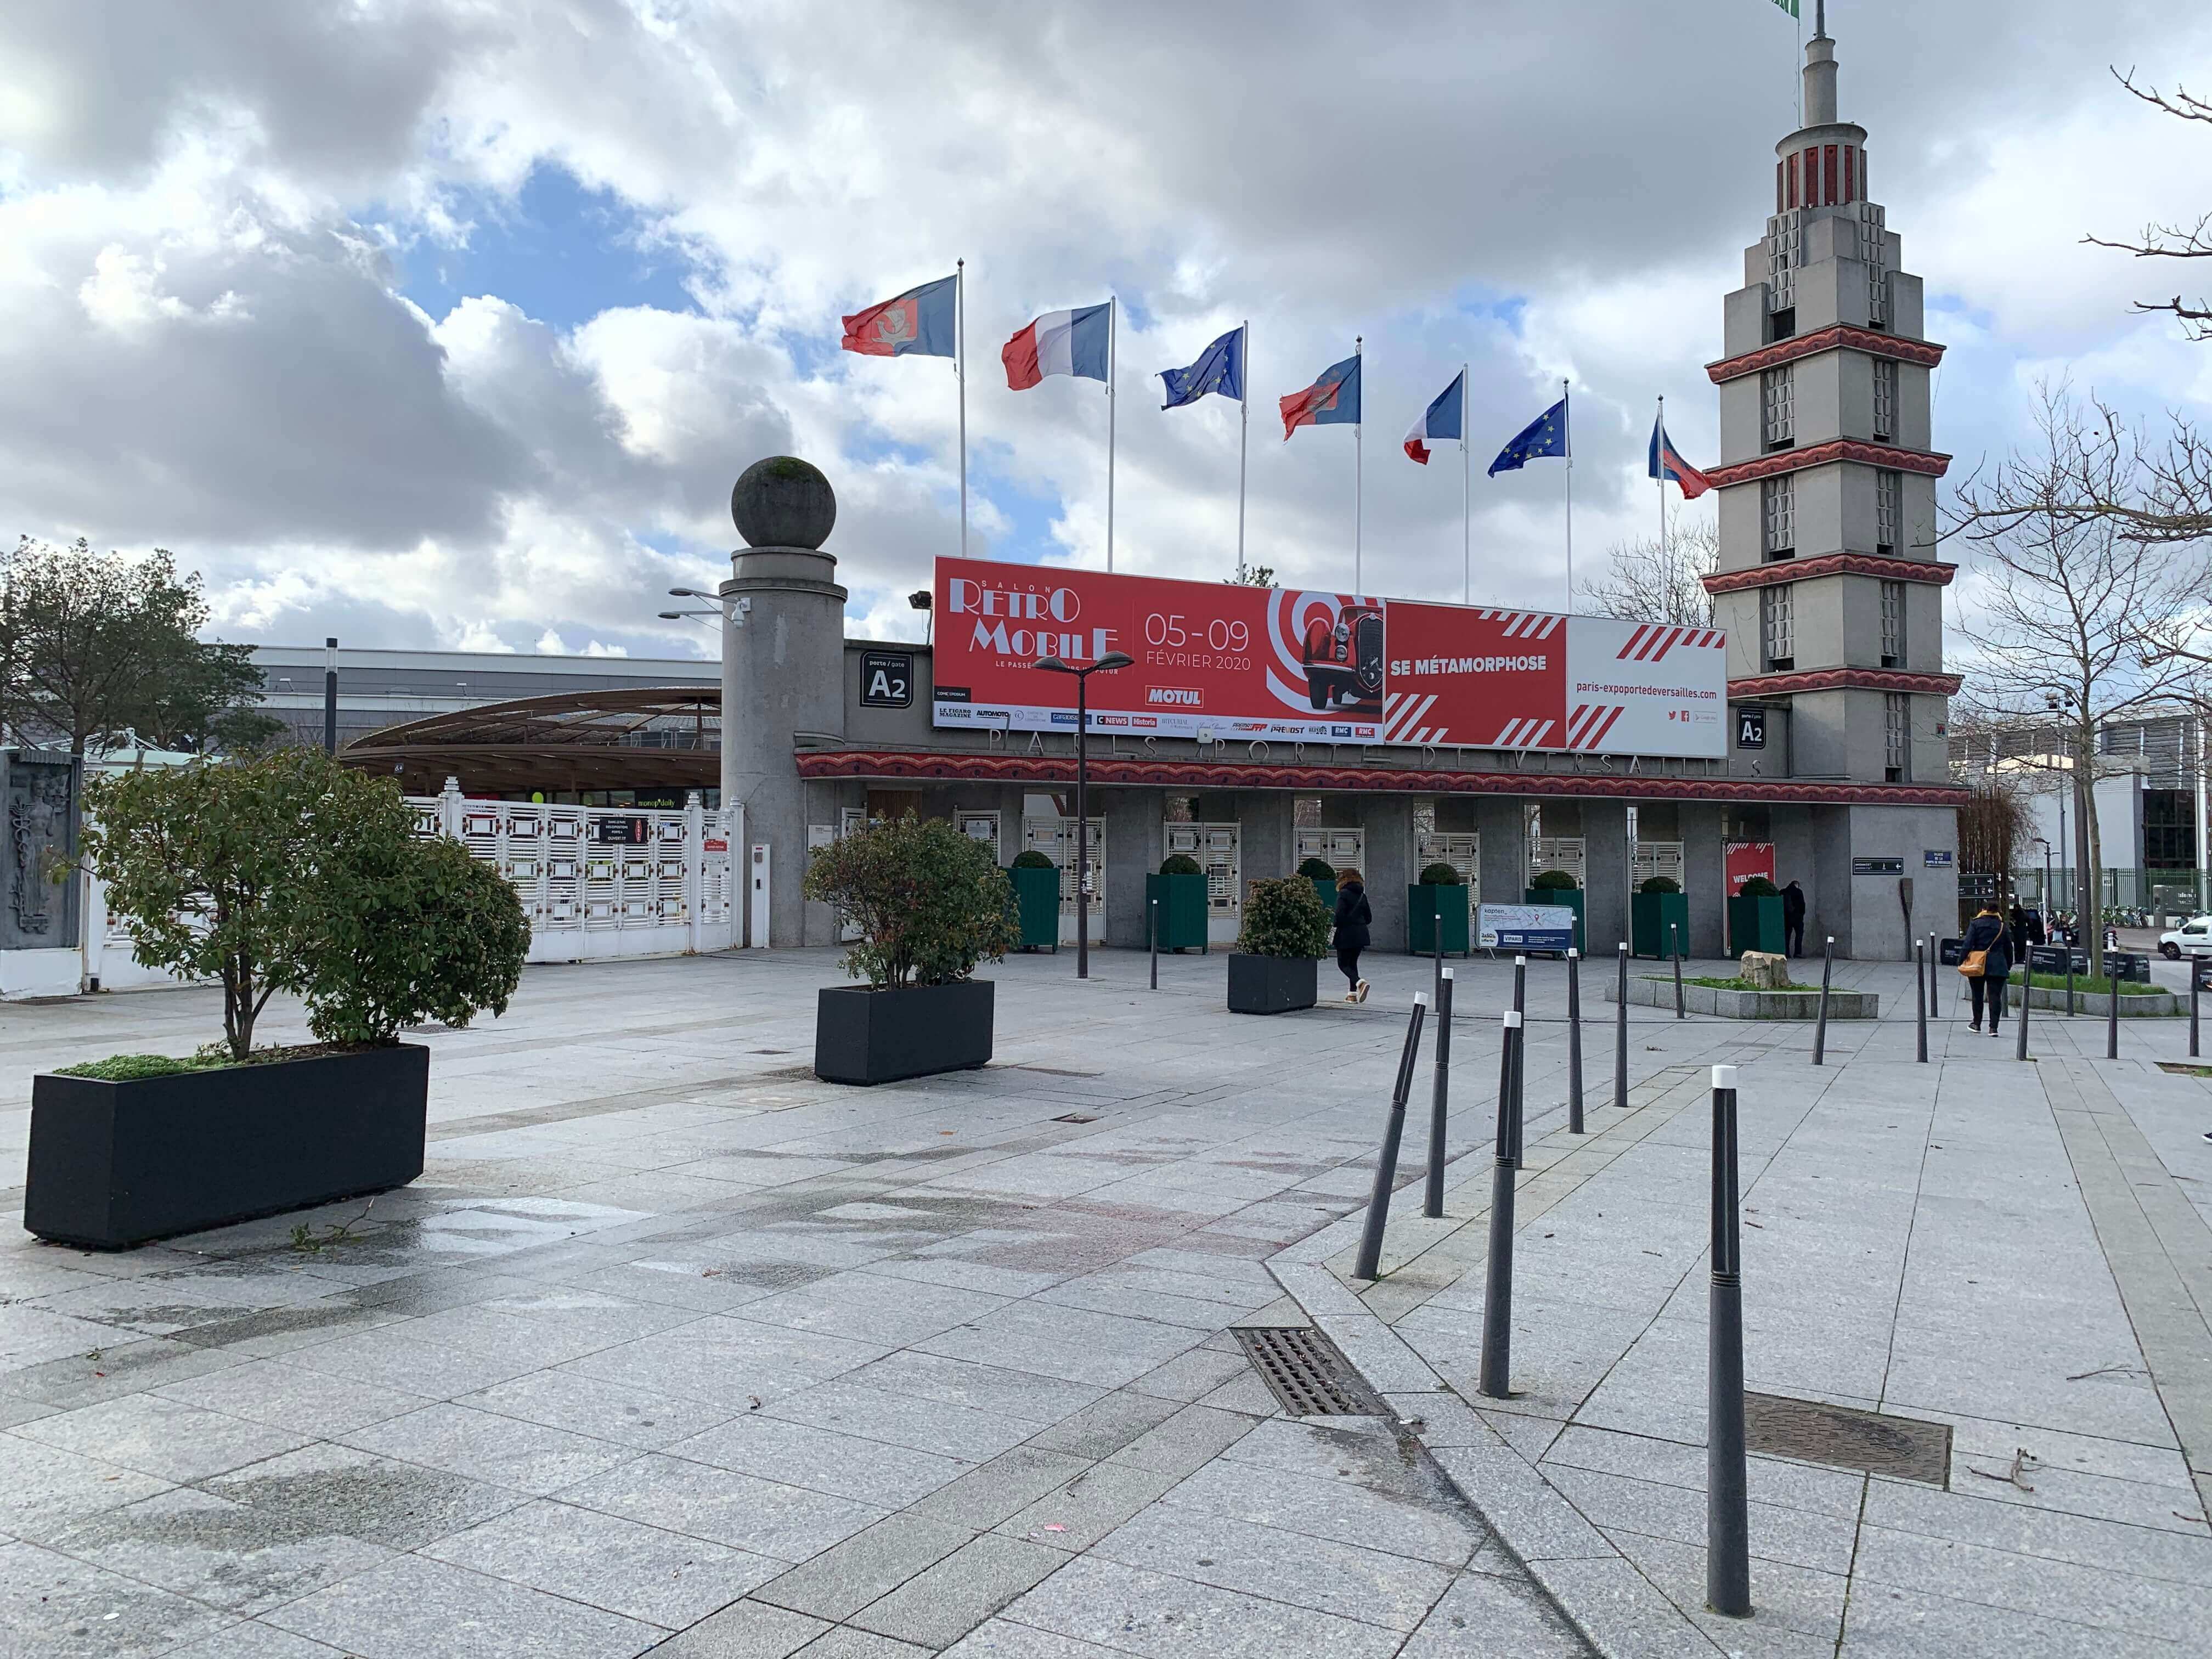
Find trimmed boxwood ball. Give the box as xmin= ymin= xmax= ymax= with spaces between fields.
xmin=731 ymin=455 xmax=836 ymax=550
xmin=1235 ymin=877 xmax=1331 ymax=958
xmin=1737 ymin=875 xmax=1780 ymax=898
xmin=1418 ymin=862 xmax=1464 ymax=885
xmin=1296 ymin=856 xmax=1339 ymax=881
xmin=1010 ymin=848 xmax=1056 ymax=870
xmin=1639 ymin=874 xmax=1681 ymax=894
xmin=1531 ymin=868 xmax=1579 ymax=891
xmin=1159 ymin=853 xmax=1203 ymax=876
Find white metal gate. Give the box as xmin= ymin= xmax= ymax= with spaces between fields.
xmin=1529 ymin=837 xmax=1587 ymax=889
xmin=458 ymin=801 xmax=693 ymax=962
xmin=1632 ymin=840 xmax=1684 ymax=889
xmin=1416 ymin=831 xmax=1480 ymax=900
xmin=1023 ymin=817 xmax=1104 ymax=921
xmin=957 ymin=811 xmax=1002 ymax=866
xmin=1294 ymin=828 xmax=1364 ymax=877
xmin=1168 ymin=823 xmax=1242 ymax=916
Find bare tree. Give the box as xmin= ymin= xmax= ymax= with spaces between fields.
xmin=1948 ymin=384 xmax=2208 ymax=972
xmin=1576 ymin=516 xmax=1718 ymax=627
xmin=2085 ymin=70 xmax=2212 ymax=341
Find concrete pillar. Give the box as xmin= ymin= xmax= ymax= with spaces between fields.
xmin=1358 ymin=794 xmax=1414 ymax=951
xmin=1773 ymin=806 xmax=1816 ymax=955
xmin=1812 ymin=806 xmax=1853 ymax=957
xmin=1476 ymin=797 xmax=1526 ymax=916
xmin=1682 ymin=802 xmax=1728 ymax=957
xmin=1583 ymin=800 xmax=1631 ymax=955
xmin=719 ymin=458 xmax=846 ymax=949
xmin=1237 ymin=792 xmax=1295 ymax=891
xmin=1105 ymin=788 xmax=1163 ymax=948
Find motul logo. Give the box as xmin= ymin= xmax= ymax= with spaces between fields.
xmin=1147 ymin=688 xmax=1203 ymax=706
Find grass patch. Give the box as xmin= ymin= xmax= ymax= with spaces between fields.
xmin=2157 ymin=1062 xmax=2212 ymax=1078
xmin=2017 ymin=972 xmax=2164 ymax=997
xmin=53 ymin=1052 xmax=230 ymax=1082
xmin=1651 ymin=974 xmax=1821 ymax=994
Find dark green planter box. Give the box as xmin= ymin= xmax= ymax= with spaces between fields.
xmin=1227 ymin=953 xmax=1318 ymax=1014
xmin=1728 ymin=894 xmax=1785 ymax=956
xmin=1146 ymin=872 xmax=1210 ymax=952
xmin=1310 ymin=878 xmax=1339 ymax=915
xmin=1407 ymin=885 xmax=1470 ymax=955
xmin=1009 ymin=864 xmax=1061 ymax=951
xmin=1526 ymin=888 xmax=1584 ymax=949
xmin=1632 ymin=892 xmax=1690 ymax=959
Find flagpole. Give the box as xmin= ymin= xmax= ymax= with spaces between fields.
xmin=1656 ymin=393 xmax=1667 ymax=567
xmin=1355 ymin=335 xmax=1364 ymax=593
xmin=1106 ymin=296 xmax=1117 ymax=573
xmin=1562 ymin=377 xmax=1573 ymax=611
xmin=1460 ymin=363 xmax=1471 ymax=607
xmin=1234 ymin=322 xmax=1251 ymax=583
xmin=957 ymin=259 xmax=967 ymax=558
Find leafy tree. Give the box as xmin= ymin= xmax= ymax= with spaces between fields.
xmin=0 ymin=537 xmax=273 ymax=755
xmin=802 ymin=814 xmax=1017 ymax=989
xmin=80 ymin=749 xmax=526 ymax=1059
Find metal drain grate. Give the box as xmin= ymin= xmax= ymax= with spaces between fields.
xmin=1745 ymin=1392 xmax=1951 ymax=1486
xmin=1052 ymin=1113 xmax=1100 ymax=1125
xmin=1232 ymin=1327 xmax=1386 ymax=1417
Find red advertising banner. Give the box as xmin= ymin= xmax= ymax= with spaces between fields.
xmin=930 ymin=557 xmax=1724 ymax=758
xmin=1724 ymin=841 xmax=1776 ymax=894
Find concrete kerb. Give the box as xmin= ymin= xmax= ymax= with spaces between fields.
xmin=1265 ymin=1250 xmax=1722 ymax=1658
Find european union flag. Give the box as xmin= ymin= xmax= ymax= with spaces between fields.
xmin=1488 ymin=396 xmax=1570 ymax=476
xmin=1159 ymin=326 xmax=1245 ymax=409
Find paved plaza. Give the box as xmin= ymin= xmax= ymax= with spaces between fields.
xmin=2 ymin=942 xmax=2210 ymax=1657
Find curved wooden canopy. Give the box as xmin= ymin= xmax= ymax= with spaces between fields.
xmin=341 ymin=687 xmax=721 ymax=795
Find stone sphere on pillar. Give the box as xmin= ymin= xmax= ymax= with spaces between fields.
xmin=731 ymin=456 xmax=836 ymax=550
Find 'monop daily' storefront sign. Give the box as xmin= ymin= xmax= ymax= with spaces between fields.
xmin=929 ymin=557 xmax=1725 ymax=758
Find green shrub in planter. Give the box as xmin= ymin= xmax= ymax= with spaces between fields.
xmin=1007 ymin=849 xmax=1060 ymax=951
xmin=1524 ymin=868 xmax=1583 ymax=950
xmin=1148 ymin=853 xmax=1209 ymax=951
xmin=1728 ymin=876 xmax=1785 ymax=955
xmin=803 ymin=815 xmax=1017 ymax=1084
xmin=1409 ymin=865 xmax=1470 ymax=955
xmin=1632 ymin=876 xmax=1689 ymax=958
xmin=1298 ymin=856 xmax=1339 ymax=910
xmin=1228 ymin=877 xmax=1328 ymax=1013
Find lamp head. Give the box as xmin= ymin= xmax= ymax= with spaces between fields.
xmin=1031 ymin=657 xmax=1073 ymax=674
xmin=908 ymin=590 xmax=932 ymax=611
xmin=1096 ymin=651 xmax=1136 ymax=672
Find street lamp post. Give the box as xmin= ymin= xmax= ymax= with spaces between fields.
xmin=1030 ymin=652 xmax=1135 ymax=979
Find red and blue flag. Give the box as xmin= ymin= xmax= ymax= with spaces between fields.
xmin=1279 ymin=353 xmax=1361 ymax=439
xmin=1647 ymin=411 xmax=1712 ymax=500
xmin=841 ymin=276 xmax=957 ymax=358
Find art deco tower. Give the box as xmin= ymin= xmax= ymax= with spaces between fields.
xmin=1704 ymin=22 xmax=1958 ymax=787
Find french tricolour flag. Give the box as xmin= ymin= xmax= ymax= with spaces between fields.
xmin=1002 ymin=304 xmax=1111 ymax=390
xmin=1403 ymin=368 xmax=1466 ymax=465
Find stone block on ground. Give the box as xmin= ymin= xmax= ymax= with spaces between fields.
xmin=1740 ymin=950 xmax=1790 ymax=988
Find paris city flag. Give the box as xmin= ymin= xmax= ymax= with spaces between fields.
xmin=1002 ymin=305 xmax=1111 ymax=389
xmin=1649 ymin=410 xmax=1712 ymax=499
xmin=840 ymin=276 xmax=956 ymax=358
xmin=1279 ymin=353 xmax=1361 ymax=439
xmin=1403 ymin=369 xmax=1466 ymax=464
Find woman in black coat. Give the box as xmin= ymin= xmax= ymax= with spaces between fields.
xmin=1960 ymin=904 xmax=2012 ymax=1035
xmin=1333 ymin=870 xmax=1372 ymax=1004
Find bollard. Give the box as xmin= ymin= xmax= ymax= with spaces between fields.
xmin=1148 ymin=899 xmax=1159 ymax=991
xmin=1567 ymin=948 xmax=1584 ymax=1135
xmin=1812 ymin=936 xmax=1833 ymax=1065
xmin=1614 ymin=942 xmax=1629 ymax=1114
xmin=2193 ymin=961 xmax=2201 ymax=1059
xmin=2066 ymin=952 xmax=2075 ymax=1017
xmin=1672 ymin=922 xmax=1685 ymax=1019
xmin=2107 ymin=964 xmax=2120 ymax=1060
xmin=1432 ymin=889 xmax=1444 ymax=1004
xmin=1508 ymin=956 xmax=1527 ymax=1169
xmin=1928 ymin=932 xmax=1939 ymax=1020
xmin=1352 ymin=994 xmax=1429 ymax=1280
xmin=2015 ymin=951 xmax=2030 ymax=1062
xmin=1478 ymin=1007 xmax=1522 ymax=1399
xmin=1424 ymin=969 xmax=1454 ymax=1218
xmin=1914 ymin=943 xmax=1928 ymax=1063
xmin=1707 ymin=1064 xmax=1752 ymax=1618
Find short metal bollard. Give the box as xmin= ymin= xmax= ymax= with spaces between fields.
xmin=1614 ymin=942 xmax=1629 ymax=1113
xmin=2016 ymin=951 xmax=2030 ymax=1062
xmin=1812 ymin=936 xmax=1833 ymax=1065
xmin=1431 ymin=890 xmax=1445 ymax=1004
xmin=1566 ymin=948 xmax=1584 ymax=1135
xmin=1424 ymin=969 xmax=1454 ymax=1218
xmin=2066 ymin=955 xmax=2075 ymax=1017
xmin=1508 ymin=956 xmax=1527 ymax=1169
xmin=1707 ymin=1064 xmax=1752 ymax=1618
xmin=1478 ymin=1007 xmax=1522 ymax=1400
xmin=1352 ymin=994 xmax=1429 ymax=1282
xmin=1148 ymin=899 xmax=1159 ymax=991
xmin=1928 ymin=932 xmax=1939 ymax=1020
xmin=1672 ymin=923 xmax=1685 ymax=1019
xmin=1914 ymin=943 xmax=1928 ymax=1063
xmin=2193 ymin=962 xmax=2201 ymax=1059
xmin=2107 ymin=964 xmax=2120 ymax=1060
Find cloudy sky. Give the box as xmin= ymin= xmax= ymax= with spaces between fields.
xmin=2 ymin=0 xmax=2208 ymax=661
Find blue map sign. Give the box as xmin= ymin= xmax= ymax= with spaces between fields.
xmin=1479 ymin=903 xmax=1576 ymax=954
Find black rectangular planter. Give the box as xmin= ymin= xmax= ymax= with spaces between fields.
xmin=24 ymin=1045 xmax=430 ymax=1251
xmin=815 ymin=980 xmax=995 ymax=1085
xmin=1226 ymin=953 xmax=1318 ymax=1015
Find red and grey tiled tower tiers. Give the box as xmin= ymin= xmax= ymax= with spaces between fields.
xmin=1704 ymin=25 xmax=1958 ymax=786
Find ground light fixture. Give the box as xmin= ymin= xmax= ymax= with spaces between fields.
xmin=1030 ymin=652 xmax=1136 ymax=980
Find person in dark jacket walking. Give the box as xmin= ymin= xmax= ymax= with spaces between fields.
xmin=1781 ymin=881 xmax=1807 ymax=957
xmin=1333 ymin=869 xmax=1372 ymax=1003
xmin=1959 ymin=904 xmax=2012 ymax=1035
